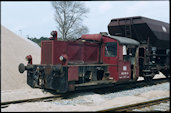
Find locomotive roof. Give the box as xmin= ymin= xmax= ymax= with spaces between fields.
xmin=80 ymin=33 xmax=140 ymax=46
xmin=103 ymin=34 xmax=140 ymax=46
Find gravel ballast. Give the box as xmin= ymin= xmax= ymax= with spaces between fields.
xmin=2 ymin=82 xmax=169 ymax=112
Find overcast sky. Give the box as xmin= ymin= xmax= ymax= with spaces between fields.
xmin=1 ymin=1 xmax=169 ymax=38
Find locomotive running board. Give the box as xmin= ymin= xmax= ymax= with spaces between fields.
xmin=74 ymin=80 xmax=115 ymax=90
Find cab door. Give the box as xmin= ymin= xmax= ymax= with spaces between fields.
xmin=102 ymin=37 xmax=119 ymax=82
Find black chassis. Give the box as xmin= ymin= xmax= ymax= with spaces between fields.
xmin=26 ymin=64 xmax=68 ymax=93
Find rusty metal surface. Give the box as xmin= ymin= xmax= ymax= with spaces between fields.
xmin=108 ymin=16 xmax=169 ymax=49
xmin=41 ymin=40 xmax=100 ymax=65
xmin=81 ymin=34 xmax=102 ymax=42
xmin=41 ymin=41 xmax=52 ymax=64
xmin=68 ymin=66 xmax=79 ymax=81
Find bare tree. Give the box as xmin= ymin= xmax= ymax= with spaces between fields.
xmin=51 ymin=1 xmax=89 ymax=40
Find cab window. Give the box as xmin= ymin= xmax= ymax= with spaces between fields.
xmin=105 ymin=42 xmax=117 ymax=57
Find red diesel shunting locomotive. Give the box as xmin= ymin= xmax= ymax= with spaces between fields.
xmin=19 ymin=16 xmax=170 ymax=93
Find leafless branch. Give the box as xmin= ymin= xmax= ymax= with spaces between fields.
xmin=52 ymin=1 xmax=89 ymax=40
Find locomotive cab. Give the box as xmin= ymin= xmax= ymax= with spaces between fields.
xmin=101 ymin=35 xmax=140 ymax=82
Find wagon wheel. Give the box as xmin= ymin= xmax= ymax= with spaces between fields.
xmin=161 ymin=69 xmax=170 ymax=79
xmin=143 ymin=71 xmax=155 ymax=82
xmin=144 ymin=76 xmax=153 ymax=82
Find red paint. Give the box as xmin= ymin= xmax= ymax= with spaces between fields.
xmin=81 ymin=34 xmax=102 ymax=42
xmin=83 ymin=42 xmax=99 ymax=63
xmin=41 ymin=41 xmax=52 ymax=64
xmin=41 ymin=32 xmax=140 ymax=83
xmin=26 ymin=55 xmax=32 ymax=64
xmin=67 ymin=42 xmax=82 ymax=62
xmin=42 ymin=40 xmax=100 ymax=65
xmin=118 ymin=61 xmax=131 ymax=81
xmin=53 ymin=41 xmax=67 ymax=65
xmin=49 ymin=31 xmax=57 ymax=41
xmin=101 ymin=35 xmax=138 ymax=82
xmin=68 ymin=66 xmax=79 ymax=81
xmin=102 ymin=36 xmax=119 ymax=82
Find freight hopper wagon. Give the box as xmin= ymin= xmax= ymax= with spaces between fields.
xmin=108 ymin=16 xmax=170 ymax=80
xmin=19 ymin=31 xmax=140 ymax=93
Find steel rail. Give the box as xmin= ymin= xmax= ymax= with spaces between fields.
xmin=1 ymin=95 xmax=61 ymax=108
xmin=98 ymin=97 xmax=170 ymax=112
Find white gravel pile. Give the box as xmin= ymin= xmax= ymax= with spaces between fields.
xmin=1 ymin=25 xmax=41 ymax=91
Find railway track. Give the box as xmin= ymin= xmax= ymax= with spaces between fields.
xmin=88 ymin=78 xmax=169 ymax=94
xmin=1 ymin=78 xmax=169 ymax=109
xmin=98 ymin=97 xmax=170 ymax=112
xmin=1 ymin=94 xmax=63 ymax=109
